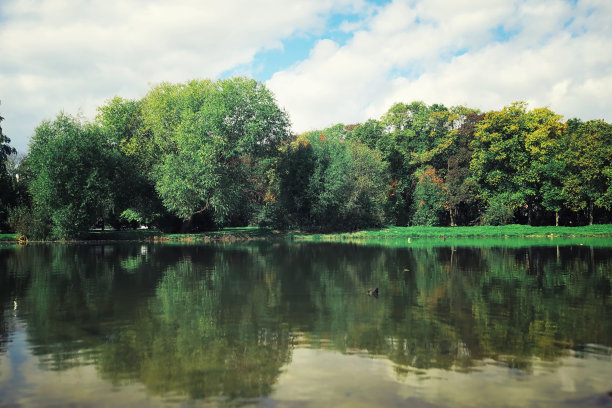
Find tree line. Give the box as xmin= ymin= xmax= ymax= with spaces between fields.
xmin=0 ymin=77 xmax=611 ymax=239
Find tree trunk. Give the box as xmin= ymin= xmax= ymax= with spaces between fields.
xmin=589 ymin=201 xmax=594 ymax=225
xmin=555 ymin=211 xmax=559 ymax=227
xmin=180 ymin=215 xmax=194 ymax=233
xmin=449 ymin=208 xmax=456 ymax=227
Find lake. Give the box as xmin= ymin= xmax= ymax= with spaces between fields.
xmin=1 ymin=239 xmax=611 ymax=407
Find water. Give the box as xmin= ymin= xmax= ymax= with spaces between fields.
xmin=1 ymin=240 xmax=611 ymax=407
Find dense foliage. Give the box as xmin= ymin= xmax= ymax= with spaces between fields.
xmin=0 ymin=107 xmax=17 ymax=232
xmin=1 ymin=77 xmax=611 ymax=238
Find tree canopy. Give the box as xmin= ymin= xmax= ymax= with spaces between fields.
xmin=135 ymin=78 xmax=291 ymax=225
xmin=3 ymin=77 xmax=612 ymax=239
xmin=0 ymin=107 xmax=17 ymax=231
xmin=22 ymin=113 xmax=128 ymax=239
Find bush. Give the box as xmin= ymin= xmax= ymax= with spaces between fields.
xmin=50 ymin=205 xmax=89 ymax=239
xmin=8 ymin=206 xmax=50 ymax=240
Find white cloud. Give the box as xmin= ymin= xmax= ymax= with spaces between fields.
xmin=268 ymin=0 xmax=612 ymax=132
xmin=1 ymin=0 xmax=611 ymax=152
xmin=0 ymin=0 xmax=359 ymax=151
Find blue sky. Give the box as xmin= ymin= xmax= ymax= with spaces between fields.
xmin=1 ymin=0 xmax=611 ymax=153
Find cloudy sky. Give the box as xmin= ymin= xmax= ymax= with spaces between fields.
xmin=1 ymin=0 xmax=611 ymax=153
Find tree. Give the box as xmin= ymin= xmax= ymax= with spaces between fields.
xmin=523 ymin=108 xmax=566 ymax=226
xmin=347 ymin=119 xmax=385 ymax=150
xmin=135 ymin=78 xmax=291 ymax=226
xmin=0 ymin=106 xmax=17 ymax=231
xmin=376 ymin=102 xmax=470 ymax=226
xmin=470 ymin=103 xmax=566 ymax=225
xmin=445 ymin=112 xmax=484 ymax=226
xmin=470 ymin=103 xmax=528 ymax=224
xmin=26 ymin=113 xmax=124 ymax=239
xmin=275 ymin=125 xmax=388 ymax=231
xmin=562 ymin=119 xmax=612 ymax=225
xmin=411 ymin=167 xmax=449 ymax=226
xmin=96 ymin=97 xmax=174 ymax=229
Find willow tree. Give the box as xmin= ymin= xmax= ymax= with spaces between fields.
xmin=26 ymin=113 xmax=124 ymax=239
xmin=132 ymin=77 xmax=291 ymax=226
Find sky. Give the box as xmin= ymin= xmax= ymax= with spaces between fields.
xmin=1 ymin=0 xmax=611 ymax=153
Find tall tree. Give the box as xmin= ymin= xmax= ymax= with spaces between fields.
xmin=135 ymin=78 xmax=291 ymax=226
xmin=275 ymin=125 xmax=388 ymax=231
xmin=411 ymin=167 xmax=449 ymax=226
xmin=26 ymin=113 xmax=124 ymax=239
xmin=0 ymin=107 xmax=17 ymax=231
xmin=470 ymin=103 xmax=566 ymax=225
xmin=0 ymin=110 xmax=16 ymax=165
xmin=563 ymin=119 xmax=612 ymax=225
xmin=96 ymin=97 xmax=171 ymax=229
xmin=523 ymin=108 xmax=566 ymax=226
xmin=445 ymin=111 xmax=484 ymax=226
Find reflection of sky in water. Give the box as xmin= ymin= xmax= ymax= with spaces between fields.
xmin=0 ymin=319 xmax=163 ymax=407
xmin=1 ymin=319 xmax=611 ymax=407
xmin=271 ymin=348 xmax=612 ymax=408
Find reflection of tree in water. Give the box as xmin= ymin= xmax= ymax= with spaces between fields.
xmin=0 ymin=304 xmax=10 ymax=354
xmin=267 ymin=243 xmax=612 ymax=376
xmin=0 ymin=244 xmax=293 ymax=401
xmin=0 ymin=241 xmax=611 ymax=394
xmin=1 ymin=244 xmax=166 ymax=371
xmin=0 ymin=246 xmax=29 ymax=354
xmin=97 ymin=248 xmax=293 ymax=401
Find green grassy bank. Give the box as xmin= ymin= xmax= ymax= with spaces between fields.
xmin=2 ymin=224 xmax=612 ymax=244
xmin=298 ymin=224 xmax=612 ymax=241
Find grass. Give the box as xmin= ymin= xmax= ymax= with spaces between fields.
xmin=0 ymin=233 xmax=18 ymax=241
xmin=294 ymin=224 xmax=612 ymax=241
xmin=85 ymin=226 xmax=287 ymax=242
xmin=304 ymin=236 xmax=612 ymax=249
xmin=2 ymin=224 xmax=612 ymax=244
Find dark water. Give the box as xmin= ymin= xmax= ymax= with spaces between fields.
xmin=1 ymin=240 xmax=611 ymax=407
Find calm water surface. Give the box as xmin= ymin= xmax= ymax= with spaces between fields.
xmin=1 ymin=240 xmax=611 ymax=407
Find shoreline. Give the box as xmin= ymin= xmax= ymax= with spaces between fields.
xmin=2 ymin=224 xmax=612 ymax=245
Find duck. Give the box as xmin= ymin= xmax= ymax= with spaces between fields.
xmin=367 ymin=287 xmax=379 ymax=297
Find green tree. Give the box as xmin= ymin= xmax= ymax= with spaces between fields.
xmin=0 ymin=107 xmax=17 ymax=231
xmin=470 ymin=103 xmax=566 ymax=225
xmin=136 ymin=78 xmax=290 ymax=226
xmin=411 ymin=167 xmax=449 ymax=226
xmin=445 ymin=112 xmax=484 ymax=226
xmin=275 ymin=125 xmax=388 ymax=230
xmin=347 ymin=118 xmax=385 ymax=150
xmin=0 ymin=109 xmax=16 ymax=165
xmin=96 ymin=97 xmax=173 ymax=229
xmin=470 ymin=103 xmax=529 ymax=224
xmin=26 ymin=113 xmax=124 ymax=239
xmin=563 ymin=119 xmax=612 ymax=224
xmin=377 ymin=102 xmax=466 ymax=225
xmin=376 ymin=102 xmax=432 ymax=225
xmin=523 ymin=108 xmax=567 ymax=226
